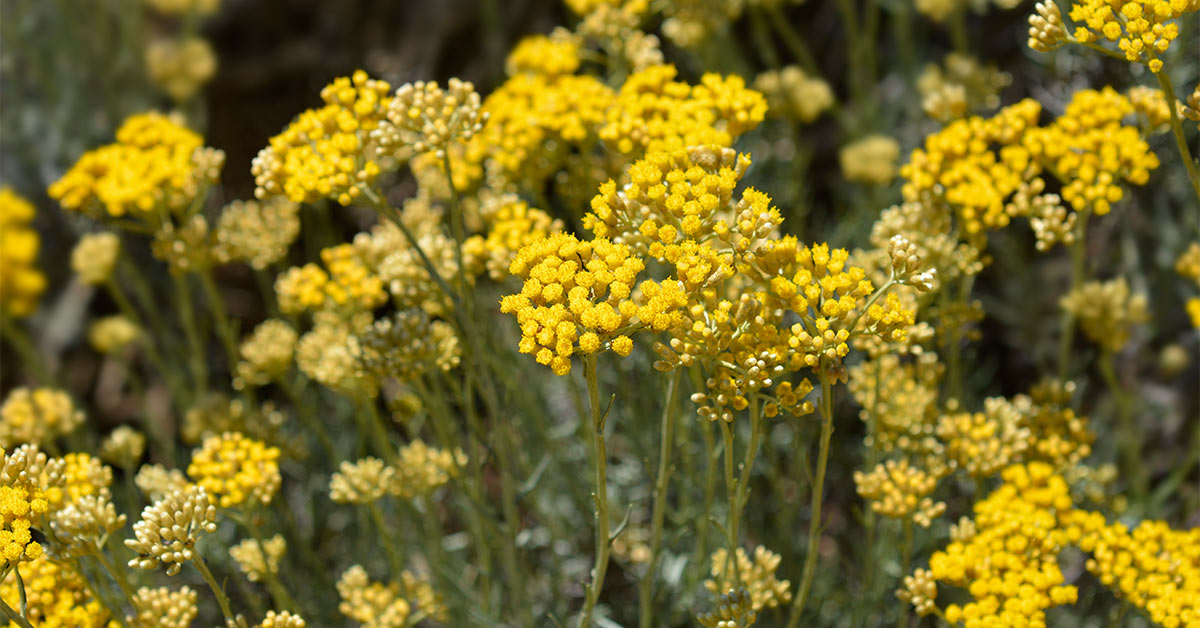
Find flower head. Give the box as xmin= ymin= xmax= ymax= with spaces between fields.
xmin=125 ymin=485 xmax=219 ymax=575
xmin=0 ymin=187 xmax=46 ymax=317
xmin=187 ymin=432 xmax=282 ymax=509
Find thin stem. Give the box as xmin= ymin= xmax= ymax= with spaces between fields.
xmin=92 ymin=548 xmax=138 ymax=608
xmin=1156 ymin=68 xmax=1200 ymax=204
xmin=638 ymin=369 xmax=681 ymax=628
xmin=1057 ymin=215 xmax=1089 ymax=381
xmin=719 ymin=419 xmax=740 ymax=586
xmin=578 ymin=353 xmax=612 ymax=628
xmin=368 ymin=501 xmax=406 ymax=577
xmin=0 ymin=598 xmax=35 ymax=628
xmin=1098 ymin=351 xmax=1147 ymax=502
xmin=193 ymin=557 xmax=237 ymax=625
xmin=786 ymin=375 xmax=836 ymax=628
xmin=197 ymin=266 xmax=241 ymax=375
xmin=243 ymin=512 xmax=300 ymax=612
xmin=0 ymin=314 xmax=51 ymax=385
xmin=173 ymin=273 xmax=209 ymax=393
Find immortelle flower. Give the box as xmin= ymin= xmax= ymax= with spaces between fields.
xmin=128 ymin=586 xmax=199 ymax=628
xmin=88 ymin=315 xmax=142 ymax=355
xmin=329 ymin=457 xmax=395 ymax=504
xmin=698 ymin=588 xmax=758 ymax=628
xmin=937 ymin=397 xmax=1031 ymax=478
xmin=212 ymin=197 xmax=301 ymax=270
xmin=1066 ymin=0 xmax=1199 ymax=72
xmin=187 ymin=432 xmax=282 ymax=509
xmin=0 ymin=554 xmax=113 ymax=626
xmin=337 ymin=565 xmax=447 ymax=627
xmin=126 ymin=485 xmax=219 ymax=576
xmin=0 ymin=187 xmax=46 ymax=317
xmin=235 ymin=319 xmax=298 ymax=389
xmin=1 ymin=445 xmax=63 ymax=570
xmin=145 ymin=36 xmax=217 ymax=102
xmin=99 ymin=425 xmax=147 ymax=470
xmin=258 ymin=610 xmax=307 ymax=628
xmin=252 ymin=70 xmax=393 ymax=206
xmin=855 ymin=458 xmax=947 ymax=527
xmin=388 ymin=440 xmax=467 ymax=500
xmin=134 ymin=463 xmax=190 ymax=502
xmin=754 ymin=66 xmax=834 ymax=123
xmin=1060 ymin=277 xmax=1148 ymax=352
xmin=500 ymin=232 xmax=686 ymax=374
xmin=0 ymin=387 xmax=86 ymax=448
xmin=705 ymin=546 xmax=793 ymax=612
xmin=230 ymin=534 xmax=286 ymax=582
xmin=378 ymin=78 xmax=485 ymax=158
xmin=840 ymin=135 xmax=902 ymax=185
xmin=49 ymin=112 xmax=224 ymax=218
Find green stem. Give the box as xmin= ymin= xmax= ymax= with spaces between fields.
xmin=1156 ymin=68 xmax=1200 ymax=204
xmin=92 ymin=548 xmax=138 ymax=608
xmin=719 ymin=419 xmax=740 ymax=586
xmin=173 ymin=273 xmax=209 ymax=393
xmin=0 ymin=314 xmax=51 ymax=385
xmin=368 ymin=501 xmax=406 ymax=577
xmin=244 ymin=513 xmax=300 ymax=612
xmin=197 ymin=266 xmax=241 ymax=375
xmin=193 ymin=557 xmax=237 ymax=624
xmin=638 ymin=369 xmax=681 ymax=628
xmin=578 ymin=353 xmax=612 ymax=628
xmin=786 ymin=376 xmax=836 ymax=628
xmin=1098 ymin=351 xmax=1147 ymax=502
xmin=1057 ymin=216 xmax=1089 ymax=381
xmin=0 ymin=598 xmax=35 ymax=628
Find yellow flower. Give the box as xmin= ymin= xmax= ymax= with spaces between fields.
xmin=336 ymin=565 xmax=446 ymax=628
xmin=49 ymin=112 xmax=224 ymax=217
xmin=705 ymin=546 xmax=793 ymax=611
xmin=854 ymin=458 xmax=946 ymax=527
xmin=145 ymin=36 xmax=217 ymax=102
xmin=252 ymin=70 xmax=393 ymax=206
xmin=1067 ymin=0 xmax=1199 ymax=72
xmin=506 ymin=30 xmax=582 ymax=78
xmin=464 ymin=193 xmax=564 ymax=280
xmin=230 ymin=534 xmax=287 ymax=582
xmin=276 ymin=244 xmax=386 ymax=315
xmin=1060 ymin=277 xmax=1148 ymax=352
xmin=1 ymin=554 xmax=114 ymax=626
xmin=0 ymin=187 xmax=46 ymax=317
xmin=754 ymin=66 xmax=834 ymax=123
xmin=212 ymin=197 xmax=301 ymax=270
xmin=937 ymin=397 xmax=1030 ymax=478
xmin=129 ymin=586 xmax=199 ymax=628
xmin=187 ymin=432 xmax=282 ymax=509
xmin=126 ymin=485 xmax=218 ymax=575
xmin=388 ymin=440 xmax=467 ymax=499
xmin=840 ymin=135 xmax=902 ymax=185
xmin=1 ymin=445 xmax=63 ymax=570
xmin=0 ymin=387 xmax=86 ymax=449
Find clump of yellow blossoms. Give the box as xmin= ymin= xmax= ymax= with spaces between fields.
xmin=705 ymin=546 xmax=793 ymax=612
xmin=1 ymin=445 xmax=62 ymax=569
xmin=337 ymin=565 xmax=447 ymax=627
xmin=937 ymin=397 xmax=1030 ymax=478
xmin=1015 ymin=379 xmax=1094 ymax=469
xmin=356 ymin=310 xmax=461 ymax=383
xmin=235 ymin=319 xmax=298 ymax=389
xmin=276 ymin=244 xmax=387 ymax=315
xmin=1023 ymin=88 xmax=1159 ymax=215
xmin=1062 ymin=511 xmax=1200 ymax=626
xmin=252 ymin=70 xmax=392 ymax=206
xmin=600 ymin=65 xmax=767 ymax=155
xmin=1028 ymin=0 xmax=1068 ymax=51
xmin=506 ymin=30 xmax=581 ymax=78
xmin=464 ymin=194 xmax=564 ymax=280
xmin=99 ymin=425 xmax=146 ymax=470
xmin=0 ymin=187 xmax=45 ymax=317
xmin=840 ymin=135 xmax=902 ymax=185
xmin=187 ymin=432 xmax=282 ymax=509
xmin=71 ymin=232 xmax=121 ymax=286
xmin=230 ymin=533 xmax=287 ymax=582
xmin=901 ymin=99 xmax=1043 ymax=234
xmin=1 ymin=554 xmax=113 ymax=626
xmin=50 ymin=112 xmax=224 ymax=217
xmin=129 ymin=585 xmax=199 ymax=628
xmin=500 ymin=232 xmax=683 ymax=374
xmin=1060 ymin=277 xmax=1148 ymax=352
xmin=698 ymin=588 xmax=758 ymax=628
xmin=0 ymin=387 xmax=85 ymax=448
xmin=753 ymin=66 xmax=834 ymax=123
xmin=918 ymin=54 xmax=1011 ymax=122
xmin=921 ymin=463 xmax=1078 ymax=626
xmin=854 ymin=458 xmax=946 ymax=527
xmin=383 ymin=78 xmax=484 ymax=158
xmin=390 ymin=440 xmax=467 ymax=499
xmin=146 ymin=36 xmax=217 ymax=102
xmin=213 ymin=198 xmax=301 ymax=270
xmin=145 ymin=0 xmax=218 ymax=16
xmin=126 ymin=485 xmax=219 ymax=575
xmin=90 ymin=316 xmax=142 ymax=358
xmin=259 ymin=610 xmax=308 ymax=628
xmin=135 ymin=463 xmax=190 ymax=502
xmin=1067 ymin=0 xmax=1199 ymax=72
xmin=848 ymin=353 xmax=946 ymax=469
xmin=330 ymin=457 xmax=394 ymax=504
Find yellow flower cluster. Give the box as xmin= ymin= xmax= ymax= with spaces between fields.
xmin=146 ymin=36 xmax=217 ymax=102
xmin=390 ymin=440 xmax=467 ymax=500
xmin=1063 ymin=512 xmax=1200 ymax=627
xmin=99 ymin=425 xmax=147 ymax=470
xmin=126 ymin=485 xmax=219 ymax=576
xmin=1015 ymin=379 xmax=1094 ymax=469
xmin=336 ymin=565 xmax=446 ymax=628
xmin=276 ymin=244 xmax=387 ymax=315
xmin=901 ymin=99 xmax=1043 ymax=234
xmin=854 ymin=458 xmax=947 ymax=527
xmin=500 ymin=232 xmax=682 ymax=374
xmin=937 ymin=397 xmax=1030 ymax=478
xmin=230 ymin=534 xmax=286 ymax=582
xmin=1068 ymin=0 xmax=1199 ymax=72
xmin=135 ymin=463 xmax=190 ymax=502
xmin=187 ymin=432 xmax=282 ymax=508
xmin=235 ymin=319 xmax=298 ymax=389
xmin=259 ymin=610 xmax=307 ymax=628
xmin=600 ymin=65 xmax=767 ymax=155
xmin=0 ymin=187 xmax=45 ymax=317
xmin=49 ymin=112 xmax=223 ymax=217
xmin=1060 ymin=277 xmax=1148 ymax=352
xmin=698 ymin=588 xmax=759 ymax=628
xmin=848 ymin=353 xmax=946 ymax=469
xmin=72 ymin=232 xmax=121 ymax=286
xmin=925 ymin=463 xmax=1078 ymax=627
xmin=918 ymin=54 xmax=1011 ymax=122
xmin=705 ymin=546 xmax=793 ymax=612
xmin=1 ymin=445 xmax=62 ymax=569
xmin=506 ymin=30 xmax=581 ymax=78
xmin=0 ymin=387 xmax=85 ymax=449
xmin=0 ymin=554 xmax=114 ymax=627
xmin=252 ymin=70 xmax=392 ymax=206
xmin=295 ymin=311 xmax=378 ymax=398
xmin=330 ymin=457 xmax=394 ymax=504
xmin=356 ymin=310 xmax=461 ymax=383
xmin=1128 ymin=86 xmax=1174 ymax=130
xmin=754 ymin=66 xmax=835 ymax=123
xmin=129 ymin=585 xmax=199 ymax=628
xmin=384 ymin=78 xmax=484 ymax=158
xmin=212 ymin=198 xmax=301 ymax=270
xmin=464 ymin=194 xmax=564 ymax=280
xmin=1023 ymin=88 xmax=1159 ymax=215
xmin=840 ymin=135 xmax=902 ymax=185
